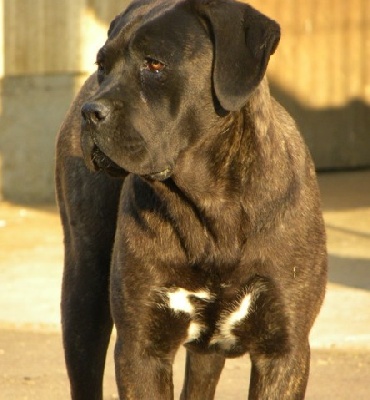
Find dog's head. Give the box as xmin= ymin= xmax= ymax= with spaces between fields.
xmin=81 ymin=0 xmax=280 ymax=179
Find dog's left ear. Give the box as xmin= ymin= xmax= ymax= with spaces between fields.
xmin=193 ymin=0 xmax=280 ymax=111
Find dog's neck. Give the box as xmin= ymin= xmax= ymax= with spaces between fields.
xmin=144 ymin=79 xmax=297 ymax=259
xmin=169 ymin=78 xmax=274 ymax=206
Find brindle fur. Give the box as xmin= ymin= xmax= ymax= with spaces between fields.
xmin=56 ymin=0 xmax=327 ymax=399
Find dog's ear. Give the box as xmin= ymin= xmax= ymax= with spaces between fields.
xmin=193 ymin=0 xmax=280 ymax=111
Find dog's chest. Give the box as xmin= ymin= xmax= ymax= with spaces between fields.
xmin=157 ymin=285 xmax=254 ymax=355
xmin=147 ymin=276 xmax=289 ymax=358
xmin=122 ymin=176 xmax=244 ymax=267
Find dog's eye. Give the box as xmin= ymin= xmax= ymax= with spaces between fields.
xmin=145 ymin=58 xmax=165 ymax=73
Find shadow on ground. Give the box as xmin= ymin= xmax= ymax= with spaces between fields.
xmin=329 ymin=255 xmax=370 ymax=292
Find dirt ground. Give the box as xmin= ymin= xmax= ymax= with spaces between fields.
xmin=1 ymin=329 xmax=370 ymax=400
xmin=0 ymin=170 xmax=370 ymax=399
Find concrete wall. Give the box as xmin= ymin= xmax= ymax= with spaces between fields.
xmin=0 ymin=0 xmax=369 ymax=203
xmin=249 ymin=0 xmax=370 ymax=170
xmin=0 ymin=75 xmax=77 ymax=203
xmin=0 ymin=0 xmax=129 ymax=203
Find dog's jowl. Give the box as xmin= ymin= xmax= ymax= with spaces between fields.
xmin=56 ymin=0 xmax=327 ymax=399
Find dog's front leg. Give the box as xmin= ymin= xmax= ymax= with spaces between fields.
xmin=180 ymin=350 xmax=225 ymax=400
xmin=113 ymin=332 xmax=175 ymax=400
xmin=248 ymin=341 xmax=310 ymax=399
xmin=111 ymin=265 xmax=179 ymax=399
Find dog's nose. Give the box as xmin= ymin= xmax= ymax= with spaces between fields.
xmin=81 ymin=101 xmax=110 ymax=125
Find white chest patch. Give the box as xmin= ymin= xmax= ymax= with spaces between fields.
xmin=227 ymin=293 xmax=252 ymax=327
xmin=165 ymin=288 xmax=212 ymax=343
xmin=167 ymin=288 xmax=211 ymax=315
xmin=210 ymin=292 xmax=252 ymax=349
xmin=163 ymin=287 xmax=253 ymax=348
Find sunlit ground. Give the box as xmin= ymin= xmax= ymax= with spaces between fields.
xmin=0 ymin=170 xmax=369 ymax=346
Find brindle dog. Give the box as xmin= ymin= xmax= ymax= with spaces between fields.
xmin=55 ymin=0 xmax=327 ymax=399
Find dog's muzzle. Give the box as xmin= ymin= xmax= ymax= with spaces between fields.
xmin=80 ymin=101 xmax=173 ymax=181
xmin=80 ymin=131 xmax=128 ymax=178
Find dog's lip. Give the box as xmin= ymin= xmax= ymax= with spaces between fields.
xmin=145 ymin=167 xmax=172 ymax=181
xmin=91 ymin=145 xmax=128 ymax=177
xmin=90 ymin=143 xmax=172 ymax=180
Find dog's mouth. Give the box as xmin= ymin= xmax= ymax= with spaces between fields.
xmin=90 ymin=145 xmax=172 ymax=181
xmin=91 ymin=145 xmax=128 ymax=178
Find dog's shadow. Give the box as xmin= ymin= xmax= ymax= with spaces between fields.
xmin=270 ymin=81 xmax=370 ymax=170
xmin=328 ymin=254 xmax=370 ymax=292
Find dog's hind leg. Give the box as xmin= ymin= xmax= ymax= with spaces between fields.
xmin=180 ymin=350 xmax=225 ymax=400
xmin=57 ymin=157 xmax=122 ymax=399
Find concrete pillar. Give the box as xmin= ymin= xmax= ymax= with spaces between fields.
xmin=0 ymin=0 xmax=129 ymax=203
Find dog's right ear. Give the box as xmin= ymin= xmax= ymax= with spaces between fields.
xmin=192 ymin=0 xmax=280 ymax=112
